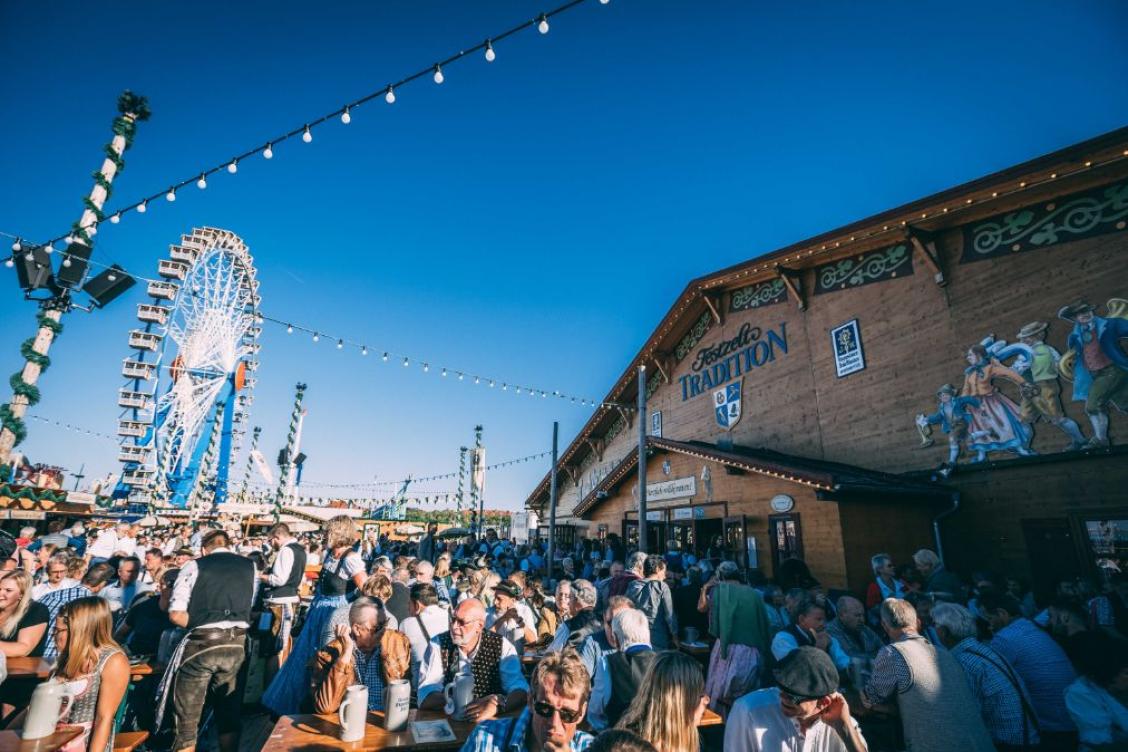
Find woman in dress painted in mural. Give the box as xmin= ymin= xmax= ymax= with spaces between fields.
xmin=960 ymin=343 xmax=1035 ymax=460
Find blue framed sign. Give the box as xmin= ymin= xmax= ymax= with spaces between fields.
xmin=831 ymin=319 xmax=866 ymax=378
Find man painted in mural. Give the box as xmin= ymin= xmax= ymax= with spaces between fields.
xmin=1058 ymin=299 xmax=1128 ymax=448
xmin=959 ymin=344 xmax=1035 ymax=459
xmin=916 ymin=384 xmax=982 ymax=473
xmin=1014 ymin=321 xmax=1088 ymax=450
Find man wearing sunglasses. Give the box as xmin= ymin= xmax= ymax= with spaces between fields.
xmin=461 ymin=649 xmax=594 ymax=752
xmin=725 ymin=646 xmax=868 ymax=751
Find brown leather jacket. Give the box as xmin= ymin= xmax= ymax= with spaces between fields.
xmin=308 ymin=629 xmax=412 ymax=714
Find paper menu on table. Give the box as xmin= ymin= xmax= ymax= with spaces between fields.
xmin=410 ymin=720 xmax=457 ymax=744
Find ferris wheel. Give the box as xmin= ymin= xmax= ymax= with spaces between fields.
xmin=115 ymin=227 xmax=261 ymax=508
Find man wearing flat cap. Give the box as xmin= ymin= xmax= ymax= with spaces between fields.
xmin=725 ymin=646 xmax=868 ymax=751
xmin=1059 ymin=300 xmax=1128 ymax=447
xmin=1015 ymin=320 xmax=1087 ymax=449
xmin=487 ymin=579 xmax=537 ymax=653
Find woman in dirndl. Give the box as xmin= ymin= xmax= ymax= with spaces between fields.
xmin=261 ymin=515 xmax=366 ymax=715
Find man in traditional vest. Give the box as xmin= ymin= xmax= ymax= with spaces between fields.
xmin=417 ymin=598 xmax=528 ymax=722
xmin=862 ymin=597 xmax=995 ymax=752
xmin=168 ymin=529 xmax=255 ymax=752
xmin=259 ymin=522 xmax=307 ymax=668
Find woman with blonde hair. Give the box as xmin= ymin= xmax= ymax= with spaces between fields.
xmin=51 ymin=597 xmax=128 ymax=752
xmin=616 ymin=651 xmax=708 ymax=752
xmin=263 ymin=515 xmax=365 ymax=715
xmin=0 ymin=569 xmax=51 ymax=715
xmin=320 ymin=574 xmax=399 ymax=645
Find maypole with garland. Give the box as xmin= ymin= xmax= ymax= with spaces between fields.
xmin=273 ymin=383 xmax=307 ymax=521
xmin=0 ymin=92 xmax=151 ymax=465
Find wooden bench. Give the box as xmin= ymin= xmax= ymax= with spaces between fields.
xmin=113 ymin=730 xmax=148 ymax=752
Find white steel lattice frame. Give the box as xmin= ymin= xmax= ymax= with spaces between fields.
xmin=118 ymin=227 xmax=260 ymax=505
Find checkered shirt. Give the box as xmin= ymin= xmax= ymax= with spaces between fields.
xmin=354 ymin=647 xmax=385 ymax=711
xmin=36 ymin=585 xmax=91 ymax=660
xmin=460 ymin=708 xmax=593 ymax=752
xmin=951 ymin=637 xmax=1039 ymax=747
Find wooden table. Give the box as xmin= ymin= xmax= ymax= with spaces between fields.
xmin=0 ymin=726 xmax=82 ymax=752
xmin=265 ymin=709 xmax=481 ymax=751
xmin=5 ymin=658 xmax=154 ymax=682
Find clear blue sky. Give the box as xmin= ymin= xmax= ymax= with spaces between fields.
xmin=1 ymin=1 xmax=1126 ymax=510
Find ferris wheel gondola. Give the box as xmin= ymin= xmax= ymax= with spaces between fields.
xmin=115 ymin=227 xmax=260 ymax=508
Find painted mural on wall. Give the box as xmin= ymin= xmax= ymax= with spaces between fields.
xmin=915 ymin=297 xmax=1128 ymax=475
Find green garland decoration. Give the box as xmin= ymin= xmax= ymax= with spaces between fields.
xmin=82 ymin=197 xmax=106 ymax=222
xmin=19 ymin=339 xmax=49 ymax=370
xmin=0 ymin=405 xmax=27 ymax=446
xmin=91 ymin=170 xmax=113 ymax=194
xmin=102 ymin=144 xmax=125 ymax=172
xmin=35 ymin=312 xmax=63 ymax=336
xmin=0 ymin=482 xmax=67 ymax=504
xmin=10 ymin=373 xmax=41 ymax=406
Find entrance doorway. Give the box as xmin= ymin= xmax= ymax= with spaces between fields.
xmin=769 ymin=514 xmax=804 ymax=572
xmin=1022 ymin=518 xmax=1084 ymax=604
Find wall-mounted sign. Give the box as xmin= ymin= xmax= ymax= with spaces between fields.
xmin=678 ymin=322 xmax=790 ymax=402
xmin=714 ymin=379 xmax=743 ymax=430
xmin=770 ymin=494 xmax=795 ymax=513
xmin=831 ymin=319 xmax=866 ymax=378
xmin=673 ymin=507 xmax=693 ymax=520
xmin=645 ymin=510 xmax=663 ymax=522
xmin=650 ymin=411 xmax=663 ymax=438
xmin=647 ymin=475 xmax=697 ymax=503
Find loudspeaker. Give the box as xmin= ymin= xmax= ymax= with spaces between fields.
xmin=293 ymin=452 xmax=307 ymax=466
xmin=82 ymin=265 xmax=135 ymax=308
xmin=55 ymin=242 xmax=92 ymax=288
xmin=13 ymin=246 xmax=55 ymax=291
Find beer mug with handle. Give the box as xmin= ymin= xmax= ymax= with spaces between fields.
xmin=443 ymin=672 xmax=475 ymax=721
xmin=338 ymin=684 xmax=369 ymax=742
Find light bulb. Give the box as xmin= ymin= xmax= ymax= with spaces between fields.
xmin=166 ymin=188 xmax=176 ymax=202
xmin=137 ymin=201 xmax=147 ymax=213
xmin=485 ymin=41 xmax=496 ymax=62
xmin=537 ymin=15 xmax=549 ymax=34
xmin=11 ymin=240 xmax=21 ymax=252
xmin=423 ymin=363 xmax=430 ymax=372
xmin=336 ymin=339 xmax=343 ymax=349
xmin=402 ymin=357 xmax=409 ymax=367
xmin=382 ymin=352 xmax=388 ymax=361
xmin=228 ymin=160 xmax=238 ymax=174
xmin=44 ymin=243 xmax=53 ymax=254
xmin=490 ymin=380 xmax=495 ymax=387
xmin=312 ymin=333 xmax=320 ymax=342
xmin=63 ymin=257 xmax=72 ymax=268
xmin=197 ymin=174 xmax=207 ymax=190
xmin=361 ymin=346 xmax=368 ymax=356
xmin=25 ymin=251 xmax=34 ymax=261
xmin=433 ymin=65 xmax=444 ymax=84
xmin=341 ymin=108 xmax=351 ymax=124
xmin=441 ymin=368 xmax=447 ymax=377
xmin=600 ymin=0 xmax=609 ymax=4
xmin=4 ymin=258 xmax=12 ymax=268
xmin=110 ymin=213 xmax=121 ymax=223
xmin=385 ymin=87 xmax=396 ymax=104
xmin=302 ymin=126 xmax=312 ymax=143
xmin=108 ymin=273 xmax=117 ymax=282
xmin=263 ymin=144 xmax=274 ymax=159
xmin=458 ymin=373 xmax=464 ymax=380
xmin=286 ymin=324 xmax=293 ymax=334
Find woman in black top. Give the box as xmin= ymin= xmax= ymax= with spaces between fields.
xmin=0 ymin=569 xmax=51 ymax=716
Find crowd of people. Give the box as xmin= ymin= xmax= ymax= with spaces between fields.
xmin=0 ymin=517 xmax=1126 ymax=751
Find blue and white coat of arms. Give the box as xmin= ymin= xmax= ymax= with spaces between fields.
xmin=714 ymin=379 xmax=742 ymax=429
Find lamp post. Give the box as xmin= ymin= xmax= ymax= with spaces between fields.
xmin=0 ymin=92 xmax=150 ymax=464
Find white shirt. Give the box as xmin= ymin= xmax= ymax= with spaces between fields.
xmin=116 ymin=536 xmax=137 ymax=557
xmin=771 ymin=629 xmax=852 ymax=672
xmin=168 ymin=547 xmax=254 ymax=629
xmin=1065 ymin=676 xmax=1128 ymax=749
xmin=32 ymin=578 xmax=79 ymax=600
xmin=264 ymin=537 xmax=300 ymax=605
xmin=726 ymin=688 xmax=861 ymax=752
xmin=486 ymin=602 xmax=537 ymax=653
xmin=401 ymin=605 xmax=451 ymax=667
xmin=87 ymin=529 xmax=119 ymax=559
xmin=416 ymin=632 xmax=528 ymax=705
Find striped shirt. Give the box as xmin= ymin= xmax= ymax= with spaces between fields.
xmin=951 ymin=637 xmax=1040 ymax=747
xmin=37 ymin=585 xmax=92 ymax=659
xmin=990 ymin=617 xmax=1077 ymax=733
xmin=459 ymin=708 xmax=593 ymax=752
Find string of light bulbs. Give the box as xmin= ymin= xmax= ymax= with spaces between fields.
xmin=0 ymin=227 xmax=616 ymax=409
xmin=4 ymin=0 xmax=608 ymax=256
xmin=25 ymin=414 xmax=117 ymax=443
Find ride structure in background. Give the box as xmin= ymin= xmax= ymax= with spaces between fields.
xmin=115 ymin=227 xmax=261 ymax=509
